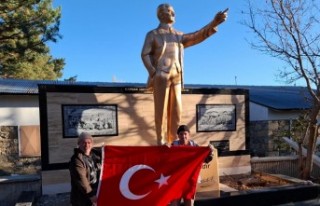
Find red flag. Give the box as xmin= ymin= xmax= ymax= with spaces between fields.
xmin=97 ymin=145 xmax=210 ymax=206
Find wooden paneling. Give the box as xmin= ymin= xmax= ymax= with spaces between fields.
xmin=19 ymin=126 xmax=40 ymax=157
xmin=45 ymin=92 xmax=247 ymax=164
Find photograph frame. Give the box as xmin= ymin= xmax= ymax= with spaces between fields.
xmin=196 ymin=104 xmax=236 ymax=132
xmin=210 ymin=140 xmax=230 ymax=154
xmin=62 ymin=104 xmax=118 ymax=138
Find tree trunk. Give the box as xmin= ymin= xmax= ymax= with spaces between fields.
xmin=302 ymin=104 xmax=320 ymax=179
xmin=298 ymin=142 xmax=304 ymax=179
xmin=302 ymin=127 xmax=315 ymax=179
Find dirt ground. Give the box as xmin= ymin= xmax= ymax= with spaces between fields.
xmin=219 ymin=173 xmax=291 ymax=191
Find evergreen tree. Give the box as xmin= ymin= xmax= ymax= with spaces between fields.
xmin=0 ymin=0 xmax=64 ymax=79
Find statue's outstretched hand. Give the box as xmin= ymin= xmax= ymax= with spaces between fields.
xmin=213 ymin=8 xmax=228 ymax=26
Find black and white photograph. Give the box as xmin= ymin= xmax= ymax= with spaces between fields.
xmin=196 ymin=104 xmax=236 ymax=132
xmin=62 ymin=104 xmax=118 ymax=138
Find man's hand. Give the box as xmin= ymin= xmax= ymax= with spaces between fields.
xmin=163 ymin=142 xmax=171 ymax=148
xmin=204 ymin=144 xmax=214 ymax=163
xmin=90 ymin=195 xmax=98 ymax=205
xmin=208 ymin=144 xmax=214 ymax=153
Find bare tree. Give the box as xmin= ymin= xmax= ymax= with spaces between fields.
xmin=243 ymin=0 xmax=320 ymax=179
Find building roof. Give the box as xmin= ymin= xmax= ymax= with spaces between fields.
xmin=0 ymin=79 xmax=143 ymax=94
xmin=188 ymin=84 xmax=312 ymax=110
xmin=0 ymin=78 xmax=312 ymax=110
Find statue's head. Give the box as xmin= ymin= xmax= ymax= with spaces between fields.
xmin=157 ymin=3 xmax=175 ymax=24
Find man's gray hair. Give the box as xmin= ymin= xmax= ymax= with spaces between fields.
xmin=77 ymin=132 xmax=93 ymax=145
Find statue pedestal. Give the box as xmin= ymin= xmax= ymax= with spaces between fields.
xmin=197 ymin=148 xmax=220 ymax=197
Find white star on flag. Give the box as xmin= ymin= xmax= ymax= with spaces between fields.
xmin=155 ymin=174 xmax=170 ymax=188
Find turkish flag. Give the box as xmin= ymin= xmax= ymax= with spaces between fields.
xmin=97 ymin=145 xmax=210 ymax=206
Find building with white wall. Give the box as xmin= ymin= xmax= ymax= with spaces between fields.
xmin=0 ymin=95 xmax=39 ymax=125
xmin=0 ymin=79 xmax=312 ymax=126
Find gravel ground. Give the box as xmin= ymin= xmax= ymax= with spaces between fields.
xmin=33 ymin=185 xmax=320 ymax=206
xmin=34 ymin=193 xmax=70 ymax=206
xmin=33 ymin=174 xmax=314 ymax=205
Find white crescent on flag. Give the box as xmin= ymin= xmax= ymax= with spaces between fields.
xmin=119 ymin=164 xmax=154 ymax=200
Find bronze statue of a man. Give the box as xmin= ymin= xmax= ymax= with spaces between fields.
xmin=141 ymin=4 xmax=228 ymax=145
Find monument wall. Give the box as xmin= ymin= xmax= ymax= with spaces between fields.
xmin=39 ymin=84 xmax=250 ymax=192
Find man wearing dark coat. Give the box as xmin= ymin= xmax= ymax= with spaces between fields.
xmin=69 ymin=132 xmax=101 ymax=206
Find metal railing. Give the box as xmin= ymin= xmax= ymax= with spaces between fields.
xmin=251 ymin=155 xmax=320 ymax=179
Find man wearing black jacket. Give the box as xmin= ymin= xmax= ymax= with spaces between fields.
xmin=69 ymin=132 xmax=101 ymax=206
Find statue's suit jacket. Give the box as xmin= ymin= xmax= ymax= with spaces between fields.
xmin=141 ymin=20 xmax=218 ymax=90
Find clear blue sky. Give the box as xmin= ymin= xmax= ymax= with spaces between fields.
xmin=50 ymin=0 xmax=302 ymax=86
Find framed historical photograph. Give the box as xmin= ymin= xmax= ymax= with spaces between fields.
xmin=62 ymin=104 xmax=118 ymax=138
xmin=196 ymin=104 xmax=236 ymax=132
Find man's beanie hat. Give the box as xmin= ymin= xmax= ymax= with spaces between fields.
xmin=78 ymin=132 xmax=93 ymax=144
xmin=177 ymin=125 xmax=190 ymax=134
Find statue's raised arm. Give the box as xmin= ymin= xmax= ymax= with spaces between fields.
xmin=182 ymin=8 xmax=228 ymax=48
